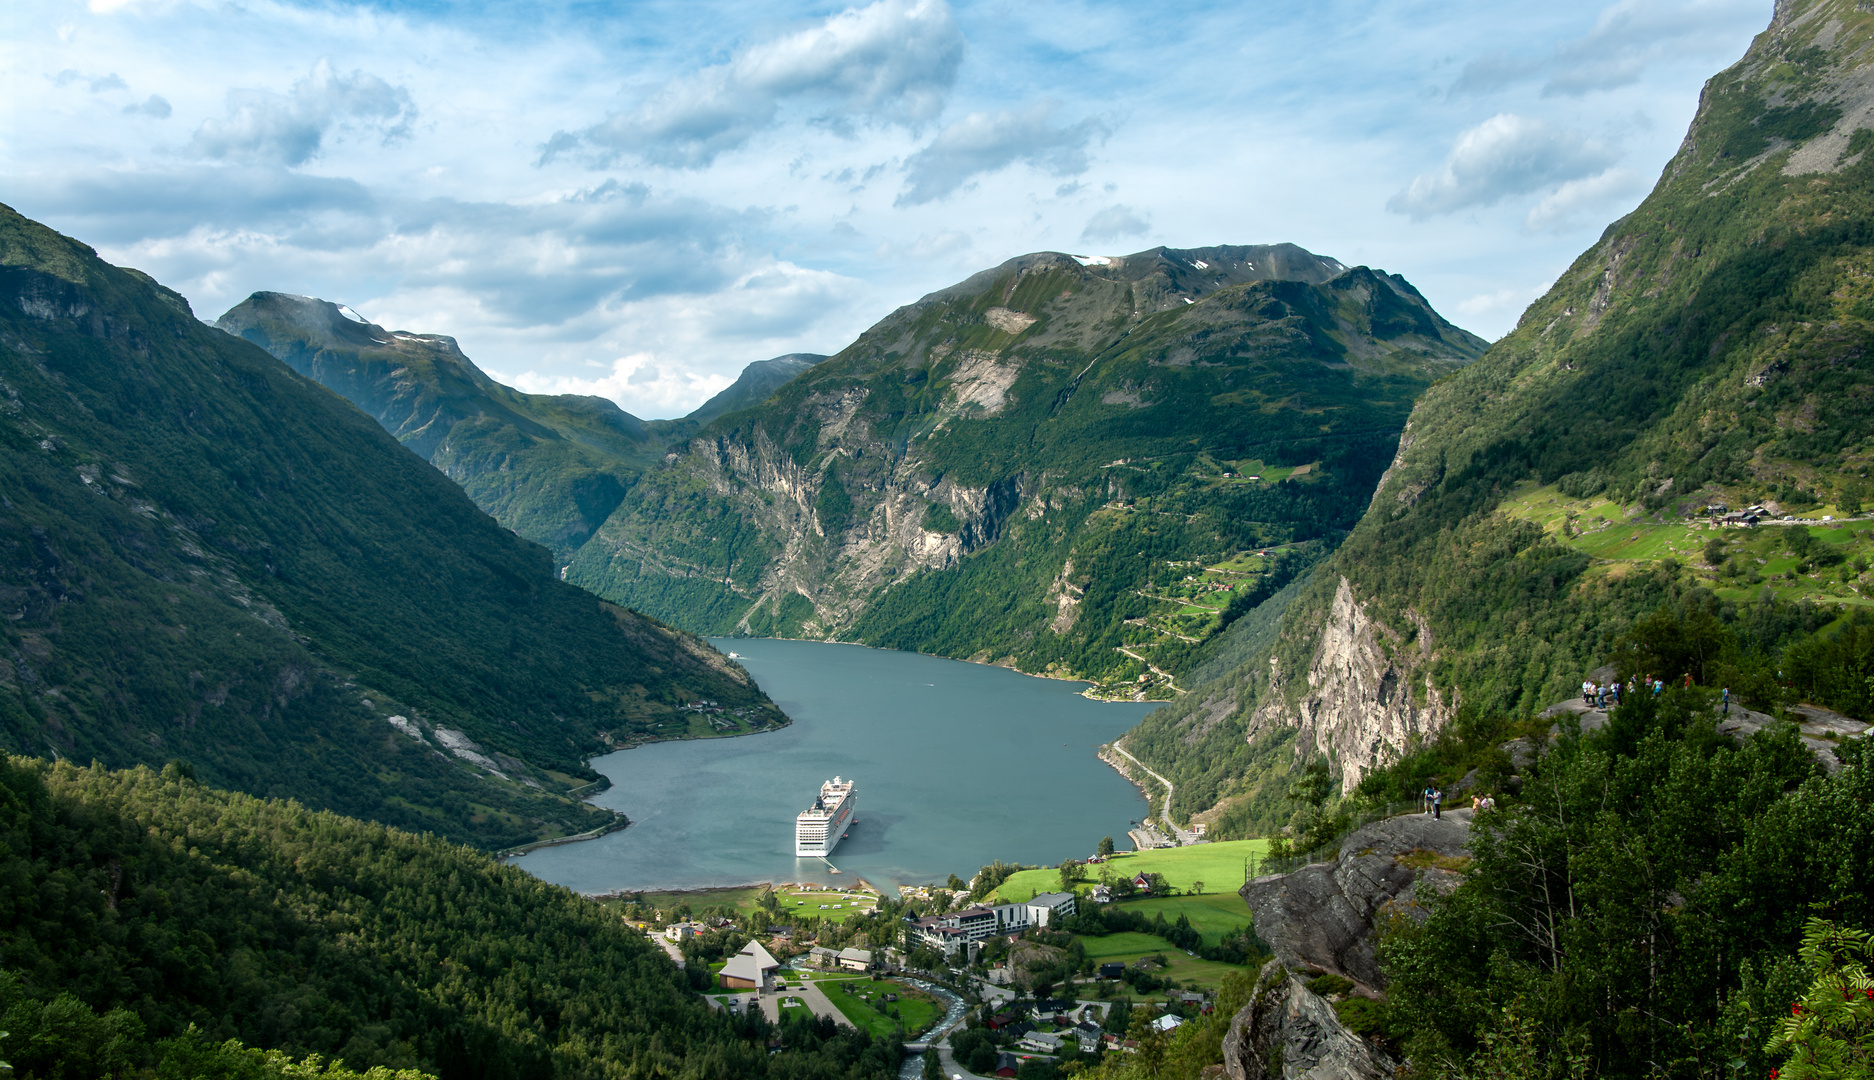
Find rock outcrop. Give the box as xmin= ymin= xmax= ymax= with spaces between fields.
xmin=1221 ymin=960 xmax=1396 ymax=1080
xmin=1250 ymin=576 xmax=1454 ymax=790
xmin=1242 ymin=810 xmax=1472 ymax=992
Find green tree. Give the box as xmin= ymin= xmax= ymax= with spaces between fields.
xmin=1098 ymin=836 xmax=1115 ymax=858
xmin=1767 ymin=919 xmax=1874 ymax=1080
xmin=1059 ymin=860 xmax=1083 ymax=890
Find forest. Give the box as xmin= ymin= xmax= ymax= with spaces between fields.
xmin=0 ymin=756 xmax=900 ymax=1080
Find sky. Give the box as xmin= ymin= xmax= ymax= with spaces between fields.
xmin=2 ymin=0 xmax=1772 ymax=419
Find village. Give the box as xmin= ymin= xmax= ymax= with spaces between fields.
xmin=595 ymin=840 xmax=1265 ymax=1077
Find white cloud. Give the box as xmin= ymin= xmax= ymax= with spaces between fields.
xmin=1449 ymin=0 xmax=1764 ymax=98
xmin=499 ymin=352 xmax=733 ymax=417
xmin=896 ymin=100 xmax=1107 ymax=206
xmin=1455 ymin=279 xmax=1553 ymax=330
xmin=1546 ymin=0 xmax=1762 ymax=96
xmin=1388 ymin=114 xmax=1617 ymax=219
xmin=189 ymin=60 xmax=415 ymax=167
xmin=550 ymin=0 xmax=963 ymax=168
xmin=1080 ymin=204 xmax=1149 ymax=241
xmin=123 ymin=94 xmax=171 ymax=119
xmin=1524 ymin=167 xmax=1648 ymax=231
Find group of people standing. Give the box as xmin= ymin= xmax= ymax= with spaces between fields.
xmin=1581 ymin=673 xmax=1732 ymax=714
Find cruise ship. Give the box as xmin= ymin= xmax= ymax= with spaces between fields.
xmin=795 ymin=777 xmax=857 ymax=857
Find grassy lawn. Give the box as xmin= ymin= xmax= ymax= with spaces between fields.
xmin=992 ymin=840 xmax=1269 ymax=903
xmin=817 ymin=978 xmax=944 ymax=1038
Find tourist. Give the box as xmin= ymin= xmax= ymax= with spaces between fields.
xmin=1583 ymin=679 xmax=1593 ymax=705
xmin=1432 ymin=786 xmax=1443 ymax=820
xmin=1723 ymin=686 xmax=1732 ymax=716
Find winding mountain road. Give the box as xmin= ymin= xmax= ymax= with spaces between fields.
xmin=1111 ymin=741 xmax=1199 ymax=844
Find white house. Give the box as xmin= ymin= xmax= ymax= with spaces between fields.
xmin=1152 ymin=1014 xmax=1184 ymax=1033
xmin=838 ymin=947 xmax=873 ymax=971
xmin=1018 ymin=1032 xmax=1064 ymax=1053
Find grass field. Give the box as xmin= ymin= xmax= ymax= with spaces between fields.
xmin=1498 ymin=482 xmax=1874 ymax=609
xmin=816 ymin=978 xmax=944 ymax=1038
xmin=1075 ymin=932 xmax=1245 ymax=993
xmin=1121 ymin=894 xmax=1255 ymax=946
xmin=992 ymin=840 xmax=1269 ymax=903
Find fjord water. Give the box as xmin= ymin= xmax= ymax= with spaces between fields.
xmin=513 ymin=639 xmax=1160 ymax=895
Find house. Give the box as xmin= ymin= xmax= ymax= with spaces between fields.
xmin=809 ymin=946 xmax=841 ymax=968
xmin=1018 ymin=1031 xmax=1064 ymax=1053
xmin=1035 ymin=998 xmax=1071 ymax=1016
xmin=838 ymin=947 xmax=873 ymax=971
xmin=1152 ymin=1014 xmax=1184 ymax=1033
xmin=719 ymin=940 xmax=781 ymax=990
xmin=1131 ymin=873 xmax=1154 ymax=894
xmin=1090 ymin=885 xmax=1113 ymax=904
xmin=1098 ymin=962 xmax=1126 ymax=979
xmin=663 ymin=922 xmax=700 ymax=942
xmin=1075 ymin=1021 xmax=1103 ymax=1051
xmin=985 ymin=1010 xmax=1022 ymax=1030
xmin=994 ymin=1052 xmax=1020 ymax=1078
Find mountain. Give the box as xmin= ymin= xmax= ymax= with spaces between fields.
xmin=683 ymin=352 xmax=829 ymax=425
xmin=568 ymin=244 xmax=1487 ymax=694
xmin=0 ymin=203 xmax=783 ymax=850
xmin=216 ymin=292 xmax=663 ymax=558
xmin=1120 ymin=0 xmax=1874 ymax=832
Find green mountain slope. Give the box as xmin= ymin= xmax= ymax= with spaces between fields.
xmin=0 ymin=754 xmax=899 ymax=1079
xmin=0 ymin=204 xmax=782 ymax=850
xmin=569 ymin=244 xmax=1486 ymax=695
xmin=1120 ymin=0 xmax=1874 ymax=830
xmin=682 ymin=352 xmax=828 ymax=425
xmin=216 ymin=293 xmax=664 ymax=558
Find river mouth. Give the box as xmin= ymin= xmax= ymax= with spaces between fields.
xmin=511 ymin=638 xmax=1160 ymax=895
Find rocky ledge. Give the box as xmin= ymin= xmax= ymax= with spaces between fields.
xmin=1241 ymin=809 xmax=1472 ymax=992
xmin=1221 ymin=960 xmax=1396 ymax=1080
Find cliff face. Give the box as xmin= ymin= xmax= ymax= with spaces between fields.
xmin=1249 ymin=578 xmax=1451 ymax=790
xmin=1221 ymin=961 xmax=1395 ymax=1080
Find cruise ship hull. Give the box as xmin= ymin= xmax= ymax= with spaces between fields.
xmin=795 ymin=777 xmax=857 ymax=858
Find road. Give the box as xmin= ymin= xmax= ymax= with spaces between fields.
xmin=1111 ymin=740 xmax=1199 ymax=844
xmin=1113 ymin=646 xmax=1188 ymax=695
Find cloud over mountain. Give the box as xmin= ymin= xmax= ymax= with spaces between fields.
xmin=1080 ymin=204 xmax=1149 ymax=241
xmin=1450 ymin=0 xmax=1762 ymax=97
xmin=547 ymin=0 xmax=964 ymax=168
xmin=1388 ymin=113 xmax=1617 ymax=219
xmin=188 ymin=60 xmax=414 ymax=167
xmin=896 ymin=101 xmax=1107 ymax=206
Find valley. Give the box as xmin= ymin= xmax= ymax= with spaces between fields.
xmin=11 ymin=1 xmax=1874 ymax=1079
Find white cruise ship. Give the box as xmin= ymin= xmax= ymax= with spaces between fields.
xmin=795 ymin=777 xmax=857 ymax=857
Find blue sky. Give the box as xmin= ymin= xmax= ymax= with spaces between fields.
xmin=3 ymin=0 xmax=1769 ymax=418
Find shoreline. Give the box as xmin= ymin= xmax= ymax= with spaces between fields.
xmin=708 ymin=633 xmax=1173 ymax=703
xmin=1098 ymin=742 xmax=1158 ymax=811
